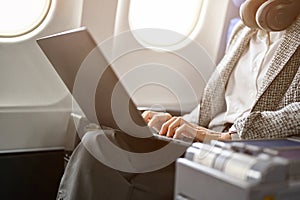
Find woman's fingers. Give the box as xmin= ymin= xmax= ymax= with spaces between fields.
xmin=159 ymin=117 xmax=178 ymax=136
xmin=141 ymin=110 xmax=156 ymax=123
xmin=142 ymin=111 xmax=172 ymax=132
xmin=148 ymin=113 xmax=170 ymax=127
xmin=166 ymin=117 xmax=186 ymax=137
xmin=160 ymin=117 xmax=195 ymax=138
xmin=143 ymin=111 xmax=224 ymax=142
xmin=163 ymin=120 xmax=221 ymax=142
xmin=173 ymin=123 xmax=198 ymax=139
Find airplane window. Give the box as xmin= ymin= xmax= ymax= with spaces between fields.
xmin=129 ymin=0 xmax=204 ymax=50
xmin=0 ymin=0 xmax=52 ymax=37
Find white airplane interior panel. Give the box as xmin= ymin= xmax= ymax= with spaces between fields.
xmin=0 ymin=0 xmax=84 ymax=151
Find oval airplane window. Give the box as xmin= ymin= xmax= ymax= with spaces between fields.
xmin=0 ymin=0 xmax=52 ymax=37
xmin=129 ymin=0 xmax=204 ymax=50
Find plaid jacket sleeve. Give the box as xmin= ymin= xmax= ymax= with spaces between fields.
xmin=234 ymin=102 xmax=300 ymax=139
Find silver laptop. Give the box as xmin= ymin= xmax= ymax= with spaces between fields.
xmin=37 ymin=27 xmax=191 ymax=146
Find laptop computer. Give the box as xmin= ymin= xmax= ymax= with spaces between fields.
xmin=36 ymin=27 xmax=191 ymax=146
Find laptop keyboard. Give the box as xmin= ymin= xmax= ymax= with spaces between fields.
xmin=152 ymin=132 xmax=193 ymax=146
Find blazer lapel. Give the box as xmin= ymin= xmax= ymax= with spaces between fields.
xmin=254 ymin=18 xmax=300 ymax=109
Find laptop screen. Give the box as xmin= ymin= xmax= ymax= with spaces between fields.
xmin=37 ymin=27 xmax=152 ymax=138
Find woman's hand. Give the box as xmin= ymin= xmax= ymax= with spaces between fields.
xmin=159 ymin=116 xmax=231 ymax=142
xmin=142 ymin=111 xmax=231 ymax=142
xmin=142 ymin=110 xmax=172 ymax=132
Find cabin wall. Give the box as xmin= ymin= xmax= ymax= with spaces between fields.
xmin=0 ymin=0 xmax=84 ymax=151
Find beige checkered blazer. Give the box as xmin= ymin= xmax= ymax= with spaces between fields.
xmin=198 ymin=17 xmax=300 ymax=139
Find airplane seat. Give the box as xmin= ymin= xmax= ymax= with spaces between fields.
xmin=226 ymin=0 xmax=245 ymax=44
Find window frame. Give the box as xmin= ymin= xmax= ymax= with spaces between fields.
xmin=0 ymin=0 xmax=53 ymax=38
xmin=128 ymin=0 xmax=204 ymax=51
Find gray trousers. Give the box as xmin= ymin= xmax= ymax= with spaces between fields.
xmin=57 ymin=130 xmax=187 ymax=200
